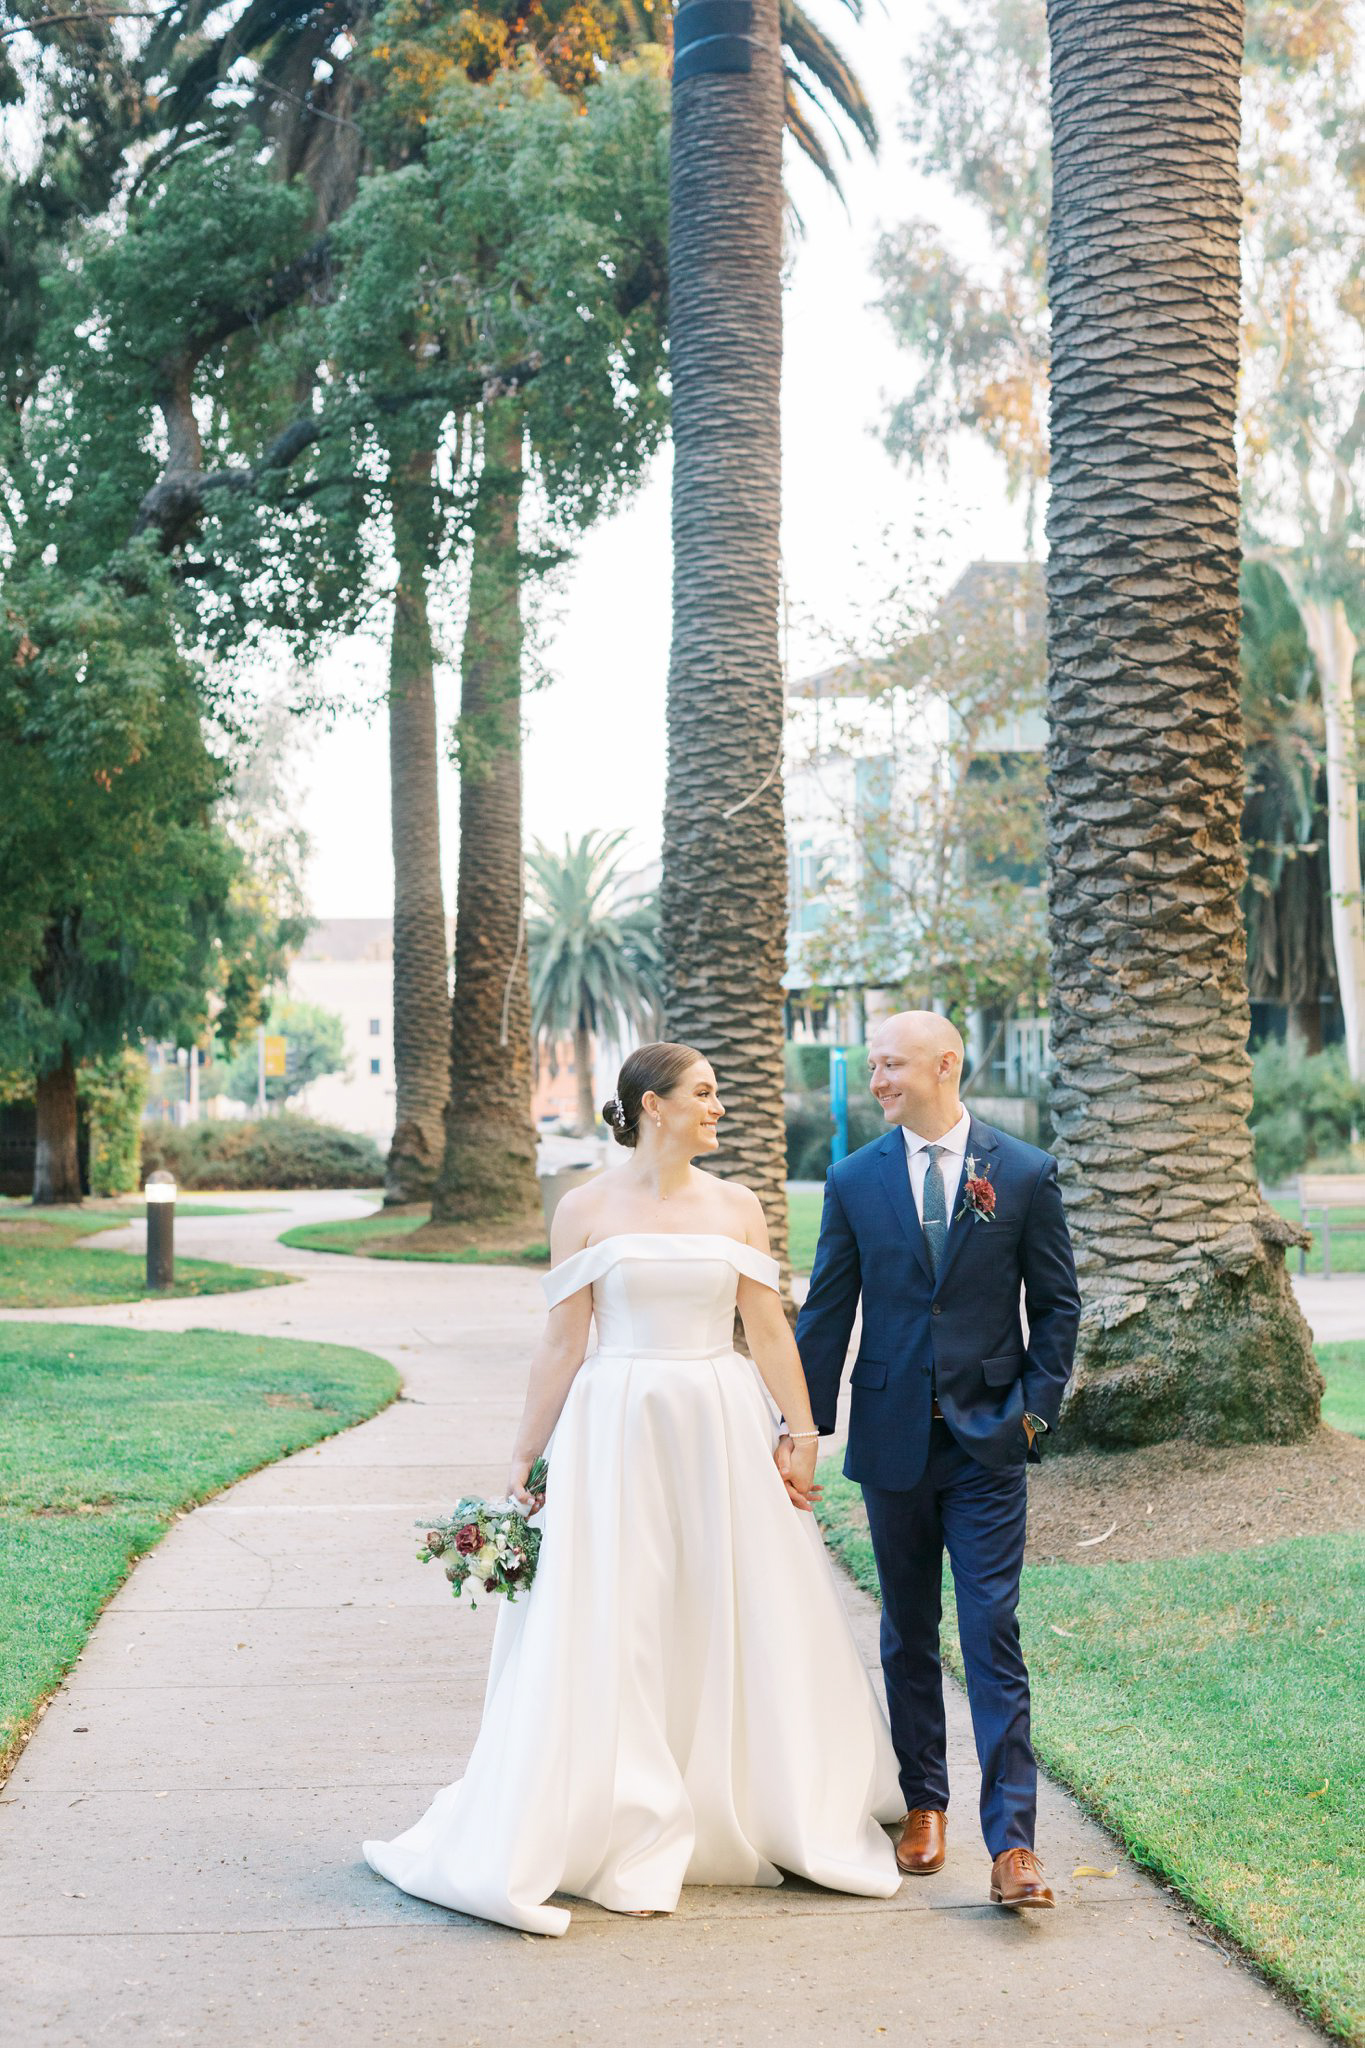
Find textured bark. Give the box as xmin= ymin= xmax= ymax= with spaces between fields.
xmin=33 ymin=1044 xmax=81 ymax=1206
xmin=660 ymin=0 xmax=790 ymax=1275
xmin=432 ymin=403 xmax=540 ymax=1227
xmin=1045 ymin=0 xmax=1320 ymax=1445
xmin=1300 ymin=596 xmax=1365 ymax=1078
xmin=384 ymin=450 xmax=450 ymax=1205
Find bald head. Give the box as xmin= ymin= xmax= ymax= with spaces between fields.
xmin=866 ymin=1010 xmax=965 ymax=1138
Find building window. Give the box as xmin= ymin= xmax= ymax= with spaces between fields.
xmin=370 ymin=1058 xmax=381 ymax=1076
xmin=792 ymin=836 xmax=830 ymax=934
xmin=369 ymin=1017 xmax=381 ymax=1036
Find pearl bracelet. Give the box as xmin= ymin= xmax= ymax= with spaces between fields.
xmin=787 ymin=1429 xmax=820 ymax=1441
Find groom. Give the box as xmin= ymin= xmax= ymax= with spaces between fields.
xmin=793 ymin=1011 xmax=1080 ymax=1908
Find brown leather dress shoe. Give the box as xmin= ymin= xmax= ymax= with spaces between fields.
xmin=990 ymin=1847 xmax=1054 ymax=1908
xmin=896 ymin=1808 xmax=946 ymax=1875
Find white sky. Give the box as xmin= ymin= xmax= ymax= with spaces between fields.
xmin=296 ymin=3 xmax=1029 ymax=918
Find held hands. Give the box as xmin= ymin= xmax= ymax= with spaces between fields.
xmin=775 ymin=1433 xmax=822 ymax=1512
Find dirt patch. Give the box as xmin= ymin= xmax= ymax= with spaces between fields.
xmin=1025 ymin=1427 xmax=1365 ymax=1565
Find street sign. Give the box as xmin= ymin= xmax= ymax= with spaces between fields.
xmin=263 ymin=1034 xmax=287 ymax=1078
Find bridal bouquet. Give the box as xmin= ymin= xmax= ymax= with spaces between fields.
xmin=418 ymin=1458 xmax=547 ymax=1608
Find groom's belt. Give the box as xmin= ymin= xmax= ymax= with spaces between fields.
xmin=931 ymin=1397 xmax=945 ymax=1419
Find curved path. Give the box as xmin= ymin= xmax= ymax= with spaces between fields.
xmin=0 ymin=1193 xmax=1324 ymax=2045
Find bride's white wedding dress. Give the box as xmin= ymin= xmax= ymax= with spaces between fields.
xmin=363 ymin=1233 xmax=902 ymax=1934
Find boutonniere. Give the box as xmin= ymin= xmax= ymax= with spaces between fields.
xmin=956 ymin=1154 xmax=997 ymax=1223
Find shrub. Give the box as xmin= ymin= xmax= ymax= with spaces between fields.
xmin=83 ymin=1048 xmax=149 ymax=1196
xmin=1250 ymin=1043 xmax=1365 ymax=1185
xmin=785 ymin=1089 xmax=885 ymax=1180
xmin=141 ymin=1115 xmax=384 ymax=1190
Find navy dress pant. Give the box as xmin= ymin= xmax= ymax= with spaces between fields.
xmin=861 ymin=1420 xmax=1034 ymax=1856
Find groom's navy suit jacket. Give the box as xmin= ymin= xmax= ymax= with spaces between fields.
xmin=796 ymin=1117 xmax=1081 ymax=1491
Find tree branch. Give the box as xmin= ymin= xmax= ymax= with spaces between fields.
xmin=0 ymin=8 xmax=165 ymax=36
xmin=135 ymin=356 xmax=544 ymax=552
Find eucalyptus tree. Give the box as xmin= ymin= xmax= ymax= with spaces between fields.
xmin=1241 ymin=561 xmax=1336 ymax=1053
xmin=1238 ymin=5 xmax=1365 ymax=1075
xmin=1045 ymin=0 xmax=1320 ymax=1446
xmin=529 ymin=832 xmax=662 ymax=1134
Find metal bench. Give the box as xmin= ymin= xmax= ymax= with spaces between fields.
xmin=1296 ymin=1174 xmax=1365 ymax=1277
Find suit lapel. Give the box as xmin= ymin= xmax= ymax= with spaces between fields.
xmin=933 ymin=1116 xmax=1000 ymax=1289
xmin=877 ymin=1131 xmax=934 ymax=1285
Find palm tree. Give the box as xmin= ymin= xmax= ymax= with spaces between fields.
xmin=529 ymin=832 xmax=662 ymax=1134
xmin=660 ymin=0 xmax=790 ymax=1271
xmin=431 ymin=401 xmax=541 ymax=1226
xmin=384 ymin=447 xmax=451 ymax=1204
xmin=1045 ymin=0 xmax=1320 ymax=1445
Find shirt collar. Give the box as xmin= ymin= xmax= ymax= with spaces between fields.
xmin=901 ymin=1106 xmax=972 ymax=1159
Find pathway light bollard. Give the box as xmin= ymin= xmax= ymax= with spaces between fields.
xmin=145 ymin=1171 xmax=176 ymax=1291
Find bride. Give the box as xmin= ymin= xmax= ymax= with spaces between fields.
xmin=363 ymin=1041 xmax=902 ymax=1934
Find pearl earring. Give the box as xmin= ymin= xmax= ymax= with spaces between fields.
xmin=654 ymin=1115 xmax=662 ymax=1128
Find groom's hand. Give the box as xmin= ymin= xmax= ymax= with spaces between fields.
xmin=776 ymin=1434 xmax=822 ymax=1512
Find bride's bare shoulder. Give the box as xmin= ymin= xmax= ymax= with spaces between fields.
xmin=548 ymin=1175 xmax=607 ymax=1258
xmin=704 ymin=1175 xmax=769 ymax=1249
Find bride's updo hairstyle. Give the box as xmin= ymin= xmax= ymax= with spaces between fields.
xmin=602 ymin=1041 xmax=703 ymax=1148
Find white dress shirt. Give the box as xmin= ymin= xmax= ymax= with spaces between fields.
xmin=902 ymin=1106 xmax=972 ymax=1224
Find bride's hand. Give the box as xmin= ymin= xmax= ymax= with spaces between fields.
xmin=507 ymin=1458 xmax=546 ymax=1512
xmin=776 ymin=1434 xmax=821 ymax=1512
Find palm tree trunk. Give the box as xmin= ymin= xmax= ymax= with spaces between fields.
xmin=1299 ymin=596 xmax=1365 ymax=1077
xmin=1045 ymin=0 xmax=1320 ymax=1445
xmin=33 ymin=1044 xmax=81 ymax=1205
xmin=431 ymin=403 xmax=540 ymax=1227
xmin=574 ymin=1019 xmax=597 ymax=1137
xmin=384 ymin=449 xmax=450 ymax=1205
xmin=660 ymin=0 xmax=789 ymax=1275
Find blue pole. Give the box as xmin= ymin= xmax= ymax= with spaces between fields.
xmin=829 ymin=1046 xmax=849 ymax=1163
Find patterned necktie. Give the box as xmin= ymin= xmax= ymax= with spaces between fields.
xmin=922 ymin=1143 xmax=948 ymax=1277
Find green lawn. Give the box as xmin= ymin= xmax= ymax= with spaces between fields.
xmin=816 ymin=1466 xmax=1363 ymax=2045
xmin=788 ymin=1186 xmax=822 ymax=1273
xmin=278 ymin=1211 xmax=549 ymax=1263
xmin=1318 ymin=1343 xmax=1365 ymax=1437
xmin=0 ymin=1198 xmax=273 ymax=1220
xmin=1270 ymin=1196 xmax=1365 ymax=1276
xmin=0 ymin=1323 xmax=398 ymax=1777
xmin=115 ymin=1200 xmax=282 ymax=1219
xmin=282 ymin=1193 xmax=828 ymax=1272
xmin=0 ymin=1207 xmax=289 ymax=1308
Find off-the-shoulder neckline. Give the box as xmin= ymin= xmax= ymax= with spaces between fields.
xmin=541 ymin=1232 xmax=780 ymax=1304
xmin=577 ymin=1230 xmax=762 ymax=1255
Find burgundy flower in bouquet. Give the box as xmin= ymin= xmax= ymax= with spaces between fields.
xmin=416 ymin=1457 xmax=548 ymax=1610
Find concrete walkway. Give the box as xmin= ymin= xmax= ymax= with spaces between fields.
xmin=0 ymin=1195 xmax=1334 ymax=2046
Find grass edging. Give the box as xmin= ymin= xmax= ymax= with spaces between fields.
xmin=277 ymin=1211 xmax=550 ymax=1265
xmin=0 ymin=1323 xmax=400 ymax=1782
xmin=0 ymin=1204 xmax=294 ymax=1309
xmin=815 ymin=1459 xmax=1363 ymax=2047
xmin=278 ymin=1189 xmax=831 ymax=1272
